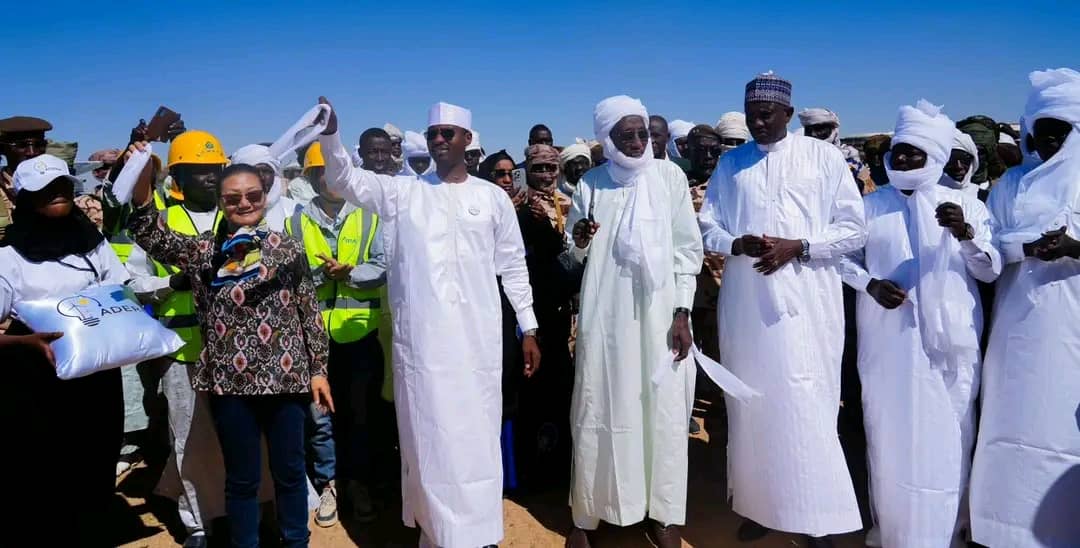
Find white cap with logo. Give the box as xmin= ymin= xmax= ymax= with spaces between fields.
xmin=13 ymin=154 xmax=79 ymax=194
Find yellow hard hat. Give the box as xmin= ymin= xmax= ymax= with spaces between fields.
xmin=304 ymin=142 xmax=325 ymax=171
xmin=168 ymin=130 xmax=227 ymax=168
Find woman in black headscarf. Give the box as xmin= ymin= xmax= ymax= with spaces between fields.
xmin=0 ymin=154 xmax=128 ymax=547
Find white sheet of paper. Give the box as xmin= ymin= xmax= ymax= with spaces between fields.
xmin=651 ymin=344 xmax=760 ymax=403
xmin=112 ymin=143 xmax=152 ymax=204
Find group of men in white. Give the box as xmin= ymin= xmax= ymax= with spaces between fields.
xmin=303 ymin=66 xmax=1078 ymax=548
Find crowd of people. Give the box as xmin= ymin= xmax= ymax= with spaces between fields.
xmin=0 ymin=67 xmax=1076 ymax=548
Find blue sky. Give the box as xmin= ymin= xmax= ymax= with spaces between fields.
xmin=2 ymin=1 xmax=1077 ymax=163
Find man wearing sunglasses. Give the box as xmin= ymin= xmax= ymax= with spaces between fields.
xmin=316 ymin=97 xmax=540 ymax=548
xmin=565 ymin=95 xmax=704 ymax=548
xmin=0 ymin=116 xmax=53 ymax=240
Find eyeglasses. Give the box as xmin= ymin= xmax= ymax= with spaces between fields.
xmin=529 ymin=163 xmax=558 ymax=174
xmin=425 ymin=127 xmax=457 ymax=141
xmin=491 ymin=169 xmax=514 ymax=179
xmin=6 ymin=138 xmax=47 ymax=151
xmin=221 ymin=189 xmax=265 ymax=207
xmin=613 ymin=129 xmax=649 ymax=144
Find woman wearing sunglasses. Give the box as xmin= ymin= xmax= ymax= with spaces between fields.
xmin=126 ymin=142 xmax=333 ymax=548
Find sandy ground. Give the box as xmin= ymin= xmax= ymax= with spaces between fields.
xmin=115 ymin=408 xmax=869 ymax=548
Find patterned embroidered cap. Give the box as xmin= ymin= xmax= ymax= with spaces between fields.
xmin=744 ymin=71 xmax=792 ymax=107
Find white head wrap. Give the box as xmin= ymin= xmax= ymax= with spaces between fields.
xmin=232 ymin=144 xmax=286 ymax=206
xmin=559 ymin=143 xmax=592 ymax=167
xmin=939 ymin=129 xmax=980 ymax=189
xmin=715 ymin=111 xmax=751 ymax=142
xmin=466 ymin=129 xmax=482 ymax=152
xmin=666 ymin=119 xmax=695 ymax=159
xmin=401 ymin=130 xmax=433 ymax=176
xmin=557 ymin=143 xmax=593 ymax=196
xmin=1004 ymin=68 xmax=1080 ymax=247
xmin=383 ymin=123 xmax=404 ymax=141
xmin=798 ymin=108 xmax=842 ymax=146
xmin=885 ymin=99 xmax=976 ymax=372
xmin=428 ymin=102 xmax=472 ymax=131
xmin=593 ymin=95 xmax=667 ymax=293
xmin=998 ymin=132 xmax=1017 ymax=145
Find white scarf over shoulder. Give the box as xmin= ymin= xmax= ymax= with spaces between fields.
xmin=594 ymin=95 xmax=666 ymax=293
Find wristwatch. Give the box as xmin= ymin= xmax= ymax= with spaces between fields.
xmin=798 ymin=239 xmax=810 ymax=262
xmin=674 ymin=307 xmax=690 ymax=319
xmin=523 ymin=328 xmax=538 ymax=338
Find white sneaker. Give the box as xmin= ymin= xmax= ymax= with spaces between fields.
xmin=315 ymin=481 xmax=338 ymax=527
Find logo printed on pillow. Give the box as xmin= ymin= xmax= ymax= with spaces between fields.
xmin=56 ymin=291 xmax=144 ymax=327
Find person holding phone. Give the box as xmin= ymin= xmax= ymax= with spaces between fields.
xmin=0 ymin=154 xmax=128 ymax=547
xmin=127 ymin=143 xmax=332 ymax=548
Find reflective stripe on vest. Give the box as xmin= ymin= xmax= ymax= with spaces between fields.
xmin=289 ymin=207 xmax=381 ymax=343
xmin=152 ymin=205 xmax=223 ymax=362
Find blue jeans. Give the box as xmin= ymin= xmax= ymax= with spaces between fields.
xmin=210 ymin=394 xmax=310 ymax=548
xmin=307 ymin=400 xmax=335 ymax=492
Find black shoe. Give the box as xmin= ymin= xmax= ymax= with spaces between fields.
xmin=805 ymin=535 xmax=835 ymax=548
xmin=565 ymin=527 xmax=593 ymax=548
xmin=736 ymin=518 xmax=770 ymax=542
xmin=646 ymin=520 xmax=682 ymax=548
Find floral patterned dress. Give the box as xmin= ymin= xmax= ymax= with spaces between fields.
xmin=128 ymin=204 xmax=328 ymax=395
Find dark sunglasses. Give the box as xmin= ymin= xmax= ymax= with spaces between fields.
xmin=425 ymin=127 xmax=457 ymax=141
xmin=93 ymin=163 xmax=114 ymax=171
xmin=529 ymin=164 xmax=558 ymax=174
xmin=7 ymin=138 xmax=48 ymax=150
xmin=614 ymin=129 xmax=649 ymax=144
xmin=491 ymin=169 xmax=514 ymax=178
xmin=221 ymin=189 xmax=265 ymax=207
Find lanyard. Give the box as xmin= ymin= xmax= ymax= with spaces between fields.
xmin=54 ymin=254 xmax=101 ymax=283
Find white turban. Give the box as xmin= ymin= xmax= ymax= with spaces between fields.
xmin=232 ymin=144 xmax=286 ymax=206
xmin=466 ymin=129 xmax=482 ymax=152
xmin=383 ymin=123 xmax=403 ymax=141
xmin=715 ymin=111 xmax=751 ymax=142
xmin=1004 ymin=68 xmax=1080 ymax=248
xmin=798 ymin=108 xmax=841 ymax=146
xmin=998 ymin=132 xmax=1017 ymax=145
xmin=403 ymin=131 xmax=428 ymax=159
xmin=401 ymin=130 xmax=433 ymax=176
xmin=940 ymin=129 xmax=980 ymax=189
xmin=593 ymin=95 xmax=667 ymax=293
xmin=666 ymin=119 xmax=695 ymax=159
xmin=558 ymin=143 xmax=592 ymax=167
xmin=890 ymin=100 xmax=954 ymax=168
xmin=885 ymin=100 xmax=975 ymax=372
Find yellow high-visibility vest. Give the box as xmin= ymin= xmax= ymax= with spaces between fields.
xmin=287 ymin=207 xmax=381 ymax=343
xmin=152 ymin=205 xmax=223 ymax=362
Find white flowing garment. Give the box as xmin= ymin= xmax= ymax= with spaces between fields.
xmin=970 ymin=67 xmax=1080 ymax=548
xmin=567 ymin=155 xmax=703 ymax=528
xmin=318 ymin=131 xmax=537 ymax=548
xmin=840 ymin=185 xmax=1000 ymax=548
xmin=698 ymin=132 xmax=865 ymax=536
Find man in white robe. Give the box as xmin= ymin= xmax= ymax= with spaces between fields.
xmin=970 ymin=67 xmax=1080 ymax=548
xmin=564 ymin=95 xmax=703 ymax=548
xmin=697 ymin=72 xmax=865 ymax=547
xmin=666 ymin=119 xmax=695 ymax=160
xmin=938 ymin=130 xmax=982 ymax=201
xmin=315 ymin=97 xmax=541 ymax=548
xmin=840 ymin=100 xmax=1001 ymax=548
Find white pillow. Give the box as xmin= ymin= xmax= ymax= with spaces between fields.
xmin=14 ymin=284 xmax=183 ymax=379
